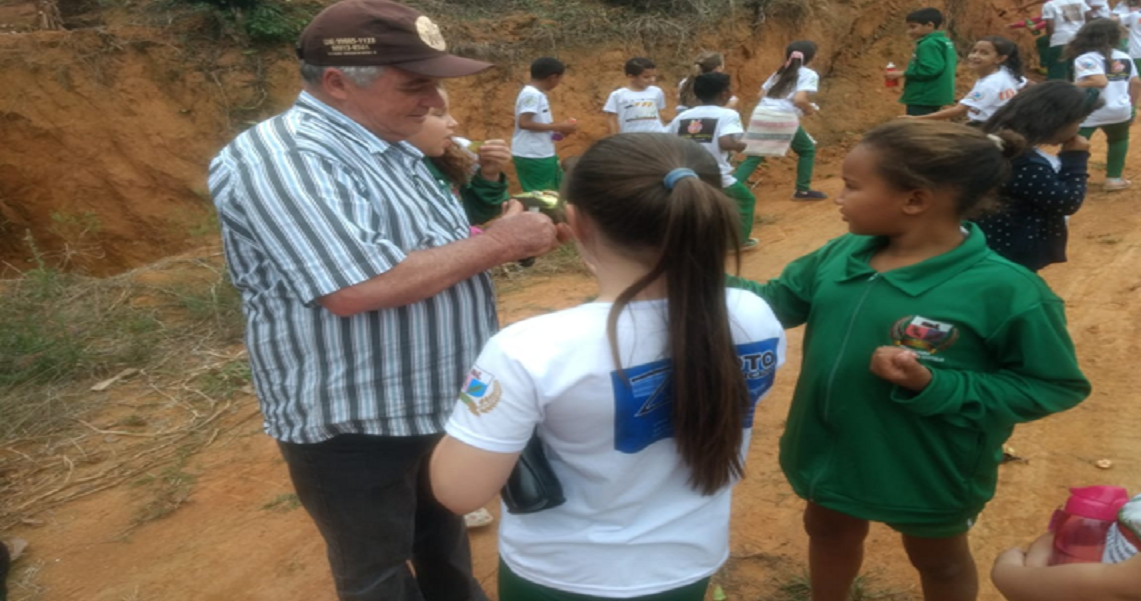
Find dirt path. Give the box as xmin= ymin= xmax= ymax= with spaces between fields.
xmin=6 ymin=136 xmax=1141 ymax=600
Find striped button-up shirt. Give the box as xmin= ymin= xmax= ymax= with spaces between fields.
xmin=208 ymin=91 xmax=497 ymax=444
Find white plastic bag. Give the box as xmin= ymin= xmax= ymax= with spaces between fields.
xmin=743 ymin=107 xmax=799 ymax=157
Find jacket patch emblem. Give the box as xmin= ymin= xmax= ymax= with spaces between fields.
xmin=890 ymin=315 xmax=960 ymax=358
xmin=459 ymin=367 xmax=502 ymax=416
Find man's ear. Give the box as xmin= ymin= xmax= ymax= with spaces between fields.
xmin=323 ymin=68 xmax=353 ymax=101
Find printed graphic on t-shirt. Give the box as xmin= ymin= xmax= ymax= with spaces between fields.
xmin=459 ymin=367 xmax=502 ymax=415
xmin=889 ymin=315 xmax=960 ymax=362
xmin=1059 ymin=2 xmax=1085 ymax=21
xmin=677 ymin=118 xmax=719 ymax=144
xmin=623 ymin=99 xmax=662 ymax=123
xmin=611 ymin=338 xmax=780 ymax=453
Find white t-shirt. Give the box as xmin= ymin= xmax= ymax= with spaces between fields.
xmin=667 ymin=105 xmax=744 ymax=187
xmin=1121 ymin=11 xmax=1141 ymax=59
xmin=960 ymin=69 xmax=1025 ymax=122
xmin=1074 ymin=50 xmax=1136 ymax=126
xmin=446 ymin=290 xmax=786 ymax=598
xmin=1087 ymin=0 xmax=1112 ymax=17
xmin=513 ymin=85 xmax=556 ymax=159
xmin=758 ymin=66 xmax=820 ymax=116
xmin=1112 ymin=1 xmax=1134 ymax=16
xmin=1042 ymin=0 xmax=1090 ymax=46
xmin=604 ymin=86 xmax=667 ymax=133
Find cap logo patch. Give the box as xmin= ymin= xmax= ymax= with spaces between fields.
xmin=415 ymin=15 xmax=446 ymax=51
xmin=322 ymin=36 xmax=378 ymax=58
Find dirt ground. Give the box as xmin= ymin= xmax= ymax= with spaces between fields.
xmin=4 ymin=120 xmax=1140 ymax=600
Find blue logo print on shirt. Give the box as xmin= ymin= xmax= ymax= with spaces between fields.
xmin=611 ymin=338 xmax=780 ymax=454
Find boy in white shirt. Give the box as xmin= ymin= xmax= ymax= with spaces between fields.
xmin=512 ymin=57 xmax=578 ymax=192
xmin=1041 ymin=0 xmax=1093 ymax=78
xmin=1118 ymin=3 xmax=1141 ymax=69
xmin=604 ymin=57 xmax=667 ymax=134
xmin=667 ymin=72 xmax=757 ymax=249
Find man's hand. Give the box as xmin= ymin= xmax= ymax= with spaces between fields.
xmin=476 ymin=139 xmax=510 ymax=181
xmin=481 ymin=200 xmax=560 ymax=262
xmin=869 ymin=346 xmax=933 ymax=391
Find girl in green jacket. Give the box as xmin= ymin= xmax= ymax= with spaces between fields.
xmin=406 ymin=88 xmax=511 ymax=227
xmin=732 ymin=120 xmax=1090 ymax=601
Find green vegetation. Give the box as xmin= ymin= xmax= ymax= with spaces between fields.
xmin=0 ymin=247 xmax=245 ymax=443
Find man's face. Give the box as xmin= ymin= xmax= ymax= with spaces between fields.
xmin=628 ymin=69 xmax=657 ymax=90
xmin=332 ymin=66 xmax=445 ymax=142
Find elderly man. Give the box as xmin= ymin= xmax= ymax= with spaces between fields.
xmin=208 ymin=1 xmax=559 ymax=599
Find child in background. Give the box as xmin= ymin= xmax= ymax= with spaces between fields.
xmin=1067 ymin=18 xmax=1140 ymax=191
xmin=677 ymin=51 xmax=739 ymax=114
xmin=910 ymin=36 xmax=1025 ymax=126
xmin=430 ymin=133 xmax=786 ymax=601
xmin=735 ymin=41 xmax=828 ymax=200
xmin=407 ymin=88 xmax=510 ymax=227
xmin=604 ymin=57 xmax=667 ymax=134
xmin=730 ymin=120 xmax=1090 ymax=601
xmin=669 ymin=72 xmax=757 ymax=249
xmin=1117 ymin=1 xmax=1141 ymax=72
xmin=513 ymin=57 xmax=579 ymax=192
xmin=1041 ymin=0 xmax=1091 ymax=79
xmin=991 ymin=533 xmax=1141 ymax=601
xmin=887 ymin=8 xmax=957 ymax=116
xmin=978 ymin=81 xmax=1101 ymax=271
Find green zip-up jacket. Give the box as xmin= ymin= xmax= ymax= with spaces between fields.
xmin=901 ymin=31 xmax=958 ymax=107
xmin=423 ymin=158 xmax=509 ymax=225
xmin=731 ymin=224 xmax=1090 ymax=528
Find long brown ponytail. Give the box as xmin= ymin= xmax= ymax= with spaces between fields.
xmin=678 ymin=51 xmax=724 ymax=109
xmin=563 ymin=133 xmax=748 ymax=495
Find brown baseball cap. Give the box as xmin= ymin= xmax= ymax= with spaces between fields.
xmin=296 ymin=0 xmax=493 ymax=78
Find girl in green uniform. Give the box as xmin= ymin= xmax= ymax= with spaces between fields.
xmin=731 ymin=120 xmax=1090 ymax=601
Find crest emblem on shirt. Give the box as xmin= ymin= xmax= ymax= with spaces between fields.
xmin=459 ymin=367 xmax=501 ymax=415
xmin=687 ymin=119 xmax=705 ymax=134
xmin=889 ymin=315 xmax=959 ymax=359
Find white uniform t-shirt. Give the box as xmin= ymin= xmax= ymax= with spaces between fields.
xmin=1042 ymin=0 xmax=1090 ymax=46
xmin=758 ymin=67 xmax=820 ymax=116
xmin=513 ymin=85 xmax=556 ymax=159
xmin=1120 ymin=11 xmax=1141 ymax=59
xmin=446 ymin=290 xmax=786 ymax=598
xmin=667 ymin=105 xmax=744 ymax=187
xmin=1087 ymin=0 xmax=1112 ymax=17
xmin=604 ymin=86 xmax=667 ymax=133
xmin=960 ymin=69 xmax=1025 ymax=122
xmin=1074 ymin=50 xmax=1136 ymax=126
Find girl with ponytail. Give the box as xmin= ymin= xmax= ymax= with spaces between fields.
xmin=677 ymin=51 xmax=738 ymax=112
xmin=431 ymin=133 xmax=786 ymax=601
xmin=735 ymin=40 xmax=828 ymax=200
xmin=910 ymin=35 xmax=1027 ymax=126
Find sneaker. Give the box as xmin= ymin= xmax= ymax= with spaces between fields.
xmin=741 ymin=238 xmax=760 ymax=251
xmin=464 ymin=508 xmax=494 ymax=529
xmin=1105 ymin=178 xmax=1132 ymax=192
xmin=792 ymin=189 xmax=829 ymax=200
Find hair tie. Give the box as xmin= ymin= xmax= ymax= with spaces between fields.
xmin=986 ymin=134 xmax=1005 ymax=151
xmin=663 ymin=168 xmax=698 ymax=190
xmin=784 ymin=51 xmax=805 ymax=68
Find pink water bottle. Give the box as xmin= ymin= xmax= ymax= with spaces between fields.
xmin=1048 ymin=486 xmax=1130 ymax=565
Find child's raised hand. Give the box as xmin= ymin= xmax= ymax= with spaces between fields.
xmin=477 ymin=139 xmax=511 ymax=180
xmin=869 ymin=346 xmax=932 ymax=391
xmin=1061 ymin=135 xmax=1090 ymax=153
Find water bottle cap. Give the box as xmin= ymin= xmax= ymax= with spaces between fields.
xmin=1063 ymin=486 xmax=1130 ymax=520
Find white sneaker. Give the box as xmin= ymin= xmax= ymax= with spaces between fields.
xmin=464 ymin=508 xmax=494 ymax=529
xmin=1105 ymin=178 xmax=1132 ymax=191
